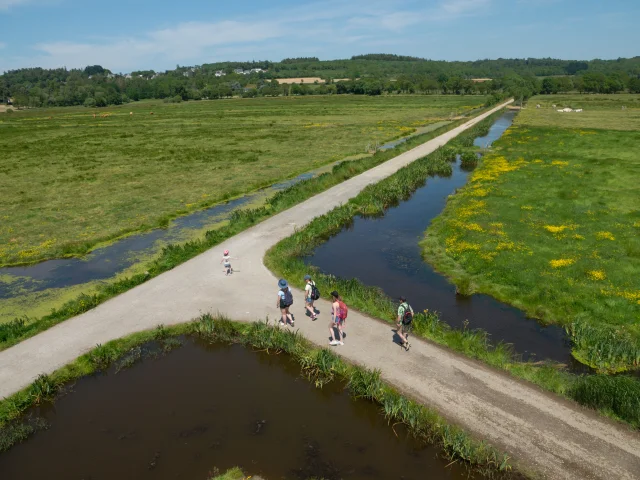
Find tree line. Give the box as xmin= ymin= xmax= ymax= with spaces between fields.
xmin=1 ymin=56 xmax=639 ymax=108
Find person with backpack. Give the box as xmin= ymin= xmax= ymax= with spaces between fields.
xmin=396 ymin=296 xmax=413 ymax=351
xmin=304 ymin=274 xmax=320 ymax=321
xmin=276 ymin=279 xmax=294 ymax=327
xmin=329 ymin=290 xmax=348 ymax=346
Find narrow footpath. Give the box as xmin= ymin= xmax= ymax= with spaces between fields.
xmin=1 ymin=100 xmax=639 ymax=479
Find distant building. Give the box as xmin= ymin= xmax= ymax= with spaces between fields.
xmin=215 ymin=70 xmax=226 ymax=77
xmin=233 ymin=68 xmax=244 ymax=74
xmin=250 ymin=68 xmax=263 ymax=73
xmin=471 ymin=78 xmax=492 ymax=83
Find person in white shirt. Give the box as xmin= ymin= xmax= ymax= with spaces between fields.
xmin=304 ymin=274 xmax=318 ymax=320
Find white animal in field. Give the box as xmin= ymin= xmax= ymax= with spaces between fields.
xmin=557 ymin=109 xmax=564 ymax=112
xmin=552 ymin=104 xmax=556 ymax=108
xmin=536 ymin=104 xmax=541 ymax=108
xmin=130 ymin=112 xmax=133 ymax=116
xmin=563 ymin=108 xmax=573 ymax=113
xmin=575 ymin=109 xmax=583 ymax=113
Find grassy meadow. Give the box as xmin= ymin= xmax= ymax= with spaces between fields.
xmin=0 ymin=95 xmax=486 ymax=266
xmin=423 ymin=94 xmax=640 ymax=372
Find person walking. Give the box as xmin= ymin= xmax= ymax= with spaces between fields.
xmin=396 ymin=296 xmax=414 ymax=351
xmin=304 ymin=274 xmax=319 ymax=321
xmin=277 ymin=279 xmax=294 ymax=327
xmin=329 ymin=291 xmax=348 ymax=346
xmin=220 ymin=249 xmax=235 ymax=276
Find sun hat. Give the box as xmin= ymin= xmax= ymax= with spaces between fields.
xmin=278 ymin=279 xmax=288 ymax=289
xmin=330 ymin=290 xmax=339 ymax=298
xmin=223 ymin=249 xmax=229 ymax=255
xmin=304 ymin=274 xmax=311 ymax=280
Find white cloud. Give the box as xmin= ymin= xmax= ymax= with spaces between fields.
xmin=0 ymin=0 xmax=29 ymax=9
xmin=439 ymin=0 xmax=492 ymax=15
xmin=1 ymin=0 xmax=494 ymax=72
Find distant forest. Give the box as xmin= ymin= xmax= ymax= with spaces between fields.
xmin=2 ymin=55 xmax=639 ymax=108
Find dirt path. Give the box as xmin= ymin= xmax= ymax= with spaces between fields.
xmin=1 ymin=100 xmax=639 ymax=478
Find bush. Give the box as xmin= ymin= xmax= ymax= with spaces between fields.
xmin=83 ymin=97 xmax=96 ymax=107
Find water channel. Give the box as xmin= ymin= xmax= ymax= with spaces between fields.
xmin=306 ymin=111 xmax=576 ymax=366
xmin=0 ymin=340 xmax=481 ymax=480
xmin=0 ymin=122 xmax=450 ymax=301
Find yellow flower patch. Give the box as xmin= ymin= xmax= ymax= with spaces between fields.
xmin=456 ymin=200 xmax=487 ymax=219
xmin=544 ymin=225 xmax=567 ymax=234
xmin=587 ymin=270 xmax=606 ymax=281
xmin=596 ymin=231 xmax=615 ymax=241
xmin=470 ymin=156 xmax=527 ymax=184
xmin=551 ymin=160 xmax=569 ymax=167
xmin=573 ymin=234 xmax=585 ymax=240
xmin=549 ymin=258 xmax=575 ymax=268
xmin=521 ymin=205 xmax=534 ymax=210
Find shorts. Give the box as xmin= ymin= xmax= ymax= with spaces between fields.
xmin=332 ymin=315 xmax=344 ymax=325
xmin=401 ymin=322 xmax=413 ymax=335
xmin=280 ymin=300 xmax=291 ymax=310
xmin=306 ymin=296 xmax=313 ymax=304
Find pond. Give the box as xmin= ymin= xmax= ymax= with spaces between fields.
xmin=0 ymin=340 xmax=481 ymax=480
xmin=305 ymin=112 xmax=577 ymax=367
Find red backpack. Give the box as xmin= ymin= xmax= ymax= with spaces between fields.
xmin=338 ymin=300 xmax=349 ymax=320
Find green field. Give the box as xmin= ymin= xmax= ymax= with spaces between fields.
xmin=0 ymin=95 xmax=486 ymax=266
xmin=423 ymin=94 xmax=640 ymax=372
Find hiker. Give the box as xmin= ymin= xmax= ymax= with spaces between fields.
xmin=220 ymin=249 xmax=235 ymax=275
xmin=329 ymin=291 xmax=348 ymax=346
xmin=396 ymin=296 xmax=414 ymax=351
xmin=277 ymin=279 xmax=294 ymax=327
xmin=304 ymin=274 xmax=320 ymax=320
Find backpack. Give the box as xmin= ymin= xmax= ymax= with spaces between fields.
xmin=401 ymin=303 xmax=413 ymax=325
xmin=310 ymin=282 xmax=320 ymax=301
xmin=283 ymin=288 xmax=293 ymax=307
xmin=338 ymin=300 xmax=348 ymax=320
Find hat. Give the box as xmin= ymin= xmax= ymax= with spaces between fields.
xmin=304 ymin=274 xmax=311 ymax=280
xmin=223 ymin=249 xmax=229 ymax=255
xmin=330 ymin=290 xmax=339 ymax=298
xmin=399 ymin=296 xmax=407 ymax=302
xmin=278 ymin=279 xmax=288 ymax=289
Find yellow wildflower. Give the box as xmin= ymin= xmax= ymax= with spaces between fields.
xmin=544 ymin=225 xmax=567 ymax=234
xmin=551 ymin=160 xmax=569 ymax=167
xmin=587 ymin=270 xmax=606 ymax=281
xmin=549 ymin=258 xmax=575 ymax=268
xmin=573 ymin=234 xmax=585 ymax=240
xmin=521 ymin=205 xmax=534 ymax=210
xmin=596 ymin=231 xmax=615 ymax=241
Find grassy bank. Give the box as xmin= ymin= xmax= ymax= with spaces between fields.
xmin=0 ymin=95 xmax=487 ymax=266
xmin=263 ymin=109 xmax=640 ymax=428
xmin=0 ymin=315 xmax=518 ymax=478
xmin=422 ymin=94 xmax=640 ymax=373
xmin=0 ymin=107 xmax=495 ymax=347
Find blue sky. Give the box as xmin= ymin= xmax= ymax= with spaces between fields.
xmin=1 ymin=0 xmax=638 ymax=73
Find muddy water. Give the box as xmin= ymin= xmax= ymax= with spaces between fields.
xmin=0 ymin=341 xmax=479 ymax=480
xmin=307 ymin=112 xmax=574 ymax=365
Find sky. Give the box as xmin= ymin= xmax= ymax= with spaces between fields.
xmin=0 ymin=0 xmax=639 ymax=73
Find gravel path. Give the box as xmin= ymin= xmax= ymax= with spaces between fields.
xmin=2 ymin=100 xmax=639 ymax=478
